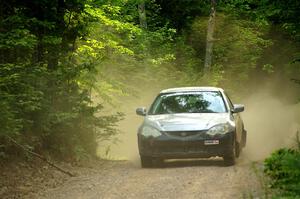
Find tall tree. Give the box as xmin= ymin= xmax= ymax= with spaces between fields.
xmin=204 ymin=0 xmax=216 ymax=72
xmin=138 ymin=1 xmax=147 ymax=29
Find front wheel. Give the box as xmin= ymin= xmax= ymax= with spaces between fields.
xmin=241 ymin=129 xmax=247 ymax=148
xmin=140 ymin=156 xmax=153 ymax=168
xmin=223 ymin=140 xmax=237 ymax=166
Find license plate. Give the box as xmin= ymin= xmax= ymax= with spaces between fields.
xmin=204 ymin=140 xmax=219 ymax=145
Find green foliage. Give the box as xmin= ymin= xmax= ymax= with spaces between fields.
xmin=219 ymin=0 xmax=300 ymax=41
xmin=219 ymin=0 xmax=300 ymax=70
xmin=0 ymin=0 xmax=125 ymax=160
xmin=264 ymin=148 xmax=300 ymax=197
xmin=0 ymin=63 xmax=46 ymax=142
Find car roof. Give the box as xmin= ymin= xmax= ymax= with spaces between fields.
xmin=160 ymin=87 xmax=224 ymax=94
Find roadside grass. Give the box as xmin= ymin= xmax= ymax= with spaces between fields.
xmin=249 ymin=132 xmax=300 ymax=199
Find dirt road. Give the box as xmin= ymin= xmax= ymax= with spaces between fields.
xmin=36 ymin=157 xmax=263 ymax=199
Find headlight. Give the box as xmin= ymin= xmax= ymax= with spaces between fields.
xmin=206 ymin=123 xmax=230 ymax=136
xmin=141 ymin=126 xmax=161 ymax=138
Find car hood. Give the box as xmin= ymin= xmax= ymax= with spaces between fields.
xmin=144 ymin=113 xmax=231 ymax=131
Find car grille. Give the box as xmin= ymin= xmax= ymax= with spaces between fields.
xmin=163 ymin=130 xmax=207 ymax=138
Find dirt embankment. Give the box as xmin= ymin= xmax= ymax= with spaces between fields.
xmin=0 ymin=159 xmax=69 ymax=199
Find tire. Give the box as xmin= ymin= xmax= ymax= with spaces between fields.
xmin=140 ymin=156 xmax=153 ymax=168
xmin=241 ymin=130 xmax=247 ymax=148
xmin=223 ymin=140 xmax=237 ymax=166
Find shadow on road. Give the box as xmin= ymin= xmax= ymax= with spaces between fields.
xmin=161 ymin=158 xmax=225 ymax=168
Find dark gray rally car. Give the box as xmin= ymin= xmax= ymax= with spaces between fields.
xmin=136 ymin=87 xmax=246 ymax=167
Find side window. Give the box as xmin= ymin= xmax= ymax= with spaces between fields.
xmin=224 ymin=92 xmax=234 ymax=110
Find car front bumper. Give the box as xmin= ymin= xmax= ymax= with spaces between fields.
xmin=138 ymin=131 xmax=235 ymax=159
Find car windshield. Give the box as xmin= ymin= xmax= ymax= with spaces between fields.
xmin=148 ymin=91 xmax=227 ymax=115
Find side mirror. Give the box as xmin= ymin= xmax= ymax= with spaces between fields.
xmin=136 ymin=107 xmax=147 ymax=116
xmin=232 ymin=104 xmax=244 ymax=113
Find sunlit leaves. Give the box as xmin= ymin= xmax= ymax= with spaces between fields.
xmin=85 ymin=4 xmax=141 ymax=34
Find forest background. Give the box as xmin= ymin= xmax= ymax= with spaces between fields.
xmin=0 ymin=0 xmax=300 ymax=196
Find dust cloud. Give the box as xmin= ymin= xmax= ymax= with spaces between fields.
xmin=242 ymin=90 xmax=300 ymax=161
xmin=97 ymin=87 xmax=161 ymax=164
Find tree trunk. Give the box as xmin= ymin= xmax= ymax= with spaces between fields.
xmin=138 ymin=2 xmax=147 ymax=29
xmin=204 ymin=0 xmax=216 ymax=72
